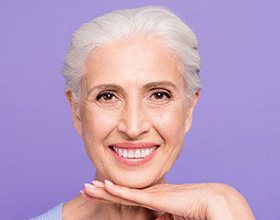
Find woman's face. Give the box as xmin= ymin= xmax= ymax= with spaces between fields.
xmin=69 ymin=36 xmax=199 ymax=188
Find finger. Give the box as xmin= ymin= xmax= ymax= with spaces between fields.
xmin=80 ymin=190 xmax=116 ymax=205
xmin=84 ymin=183 xmax=142 ymax=207
xmin=92 ymin=180 xmax=105 ymax=187
xmin=102 ymin=181 xmax=200 ymax=215
xmin=81 ymin=189 xmax=107 ymax=202
xmin=103 ymin=180 xmax=156 ymax=210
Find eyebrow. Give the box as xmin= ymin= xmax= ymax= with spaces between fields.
xmin=87 ymin=81 xmax=178 ymax=97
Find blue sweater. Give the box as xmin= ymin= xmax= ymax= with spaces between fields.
xmin=30 ymin=202 xmax=64 ymax=220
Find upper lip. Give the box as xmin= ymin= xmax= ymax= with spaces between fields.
xmin=109 ymin=142 xmax=160 ymax=149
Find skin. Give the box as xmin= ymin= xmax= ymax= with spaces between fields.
xmin=63 ymin=35 xmax=255 ymax=219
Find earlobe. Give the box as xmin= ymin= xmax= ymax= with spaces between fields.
xmin=66 ymin=91 xmax=83 ymax=136
xmin=184 ymin=113 xmax=193 ymax=134
xmin=184 ymin=91 xmax=200 ymax=133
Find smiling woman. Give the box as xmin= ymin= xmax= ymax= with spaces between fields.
xmin=71 ymin=35 xmax=197 ymax=191
xmin=31 ymin=5 xmax=255 ymax=220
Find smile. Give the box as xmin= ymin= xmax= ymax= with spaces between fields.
xmin=112 ymin=146 xmax=157 ymax=158
xmin=108 ymin=142 xmax=160 ymax=166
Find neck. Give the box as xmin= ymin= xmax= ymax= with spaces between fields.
xmin=63 ymin=192 xmax=159 ymax=220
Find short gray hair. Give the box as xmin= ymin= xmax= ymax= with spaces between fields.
xmin=62 ymin=6 xmax=202 ymax=102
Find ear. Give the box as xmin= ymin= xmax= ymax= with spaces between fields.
xmin=66 ymin=91 xmax=82 ymax=136
xmin=184 ymin=91 xmax=200 ymax=133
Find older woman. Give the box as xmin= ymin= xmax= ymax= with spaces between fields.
xmin=32 ymin=6 xmax=255 ymax=220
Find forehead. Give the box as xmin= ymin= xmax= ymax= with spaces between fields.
xmin=82 ymin=36 xmax=185 ymax=89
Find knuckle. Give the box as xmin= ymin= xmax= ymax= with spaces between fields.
xmin=204 ymin=182 xmax=234 ymax=194
xmin=205 ymin=183 xmax=241 ymax=206
xmin=211 ymin=183 xmax=237 ymax=195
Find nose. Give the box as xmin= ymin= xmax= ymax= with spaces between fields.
xmin=117 ymin=100 xmax=150 ymax=139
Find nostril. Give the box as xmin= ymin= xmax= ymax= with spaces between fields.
xmin=116 ymin=117 xmax=151 ymax=139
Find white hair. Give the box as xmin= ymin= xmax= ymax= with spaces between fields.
xmin=62 ymin=6 xmax=202 ymax=102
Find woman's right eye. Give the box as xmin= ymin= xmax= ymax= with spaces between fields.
xmin=96 ymin=91 xmax=117 ymax=102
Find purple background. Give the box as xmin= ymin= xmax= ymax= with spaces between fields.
xmin=1 ymin=1 xmax=279 ymax=219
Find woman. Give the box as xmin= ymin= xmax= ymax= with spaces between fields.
xmin=33 ymin=6 xmax=255 ymax=220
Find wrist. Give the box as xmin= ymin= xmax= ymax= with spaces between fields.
xmin=207 ymin=184 xmax=255 ymax=220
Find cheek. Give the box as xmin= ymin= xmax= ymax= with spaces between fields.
xmin=150 ymin=105 xmax=188 ymax=173
xmin=151 ymin=105 xmax=187 ymax=143
xmin=80 ymin=106 xmax=118 ymax=146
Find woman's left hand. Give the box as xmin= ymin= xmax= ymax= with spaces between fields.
xmin=82 ymin=180 xmax=255 ymax=220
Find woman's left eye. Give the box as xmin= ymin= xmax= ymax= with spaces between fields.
xmin=150 ymin=91 xmax=171 ymax=101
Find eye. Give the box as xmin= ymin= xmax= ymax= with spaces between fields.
xmin=150 ymin=90 xmax=172 ymax=101
xmin=96 ymin=91 xmax=117 ymax=101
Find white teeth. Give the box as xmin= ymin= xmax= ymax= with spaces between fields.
xmin=135 ymin=150 xmax=141 ymax=158
xmin=112 ymin=146 xmax=157 ymax=158
xmin=141 ymin=149 xmax=145 ymax=157
xmin=119 ymin=149 xmax=123 ymax=156
xmin=145 ymin=149 xmax=149 ymax=156
xmin=128 ymin=150 xmax=133 ymax=158
xmin=123 ymin=149 xmax=128 ymax=157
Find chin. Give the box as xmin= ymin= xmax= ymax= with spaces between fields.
xmin=109 ymin=170 xmax=164 ymax=189
xmin=116 ymin=179 xmax=152 ymax=189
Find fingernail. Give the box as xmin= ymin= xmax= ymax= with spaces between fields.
xmin=80 ymin=190 xmax=88 ymax=198
xmin=92 ymin=180 xmax=104 ymax=187
xmin=104 ymin=179 xmax=114 ymax=188
xmin=84 ymin=183 xmax=96 ymax=190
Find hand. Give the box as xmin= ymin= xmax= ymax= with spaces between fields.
xmin=82 ymin=180 xmax=255 ymax=220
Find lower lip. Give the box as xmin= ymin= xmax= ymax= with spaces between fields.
xmin=109 ymin=147 xmax=159 ymax=166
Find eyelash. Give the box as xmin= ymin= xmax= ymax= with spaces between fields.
xmin=149 ymin=90 xmax=172 ymax=100
xmin=95 ymin=90 xmax=172 ymax=102
xmin=96 ymin=91 xmax=117 ymax=101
